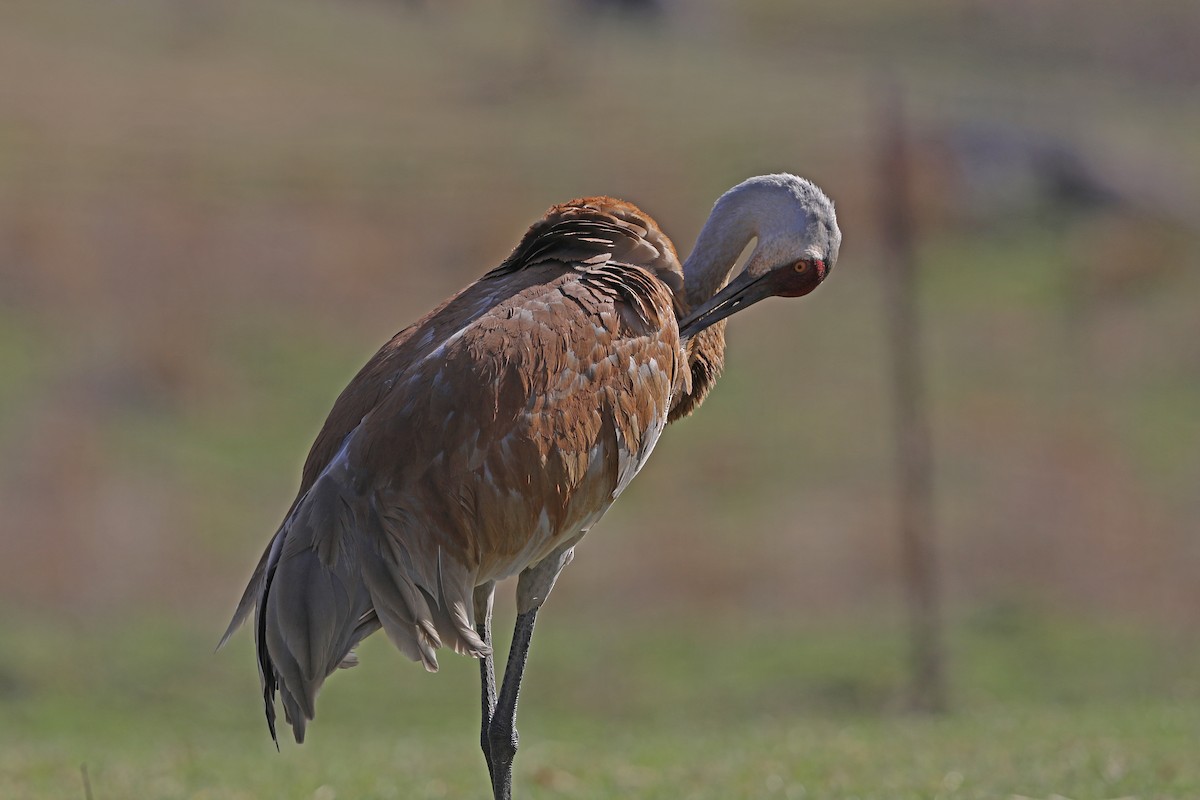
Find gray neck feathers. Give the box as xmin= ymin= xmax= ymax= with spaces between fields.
xmin=681 ymin=174 xmax=827 ymax=309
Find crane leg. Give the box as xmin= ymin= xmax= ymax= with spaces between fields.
xmin=486 ymin=544 xmax=573 ymax=800
xmin=487 ymin=607 xmax=538 ymax=800
xmin=474 ymin=582 xmax=498 ymax=783
xmin=478 ymin=620 xmax=497 ymax=782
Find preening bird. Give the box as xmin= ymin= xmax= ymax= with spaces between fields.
xmin=222 ymin=173 xmax=841 ymax=800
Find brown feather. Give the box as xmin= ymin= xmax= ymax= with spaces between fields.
xmin=668 ymin=320 xmax=727 ymax=422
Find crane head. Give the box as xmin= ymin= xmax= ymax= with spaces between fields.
xmin=678 ymin=174 xmax=840 ymax=339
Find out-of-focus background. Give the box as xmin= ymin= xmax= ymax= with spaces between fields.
xmin=2 ymin=0 xmax=1198 ymax=797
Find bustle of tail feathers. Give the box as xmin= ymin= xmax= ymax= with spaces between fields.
xmin=240 ymin=468 xmax=489 ymax=744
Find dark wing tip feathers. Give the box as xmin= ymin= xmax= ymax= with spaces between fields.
xmin=250 ymin=481 xmax=385 ymax=747
xmin=217 ymin=541 xmax=275 ymax=652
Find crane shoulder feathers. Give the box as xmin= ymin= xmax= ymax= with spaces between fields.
xmin=489 ymin=196 xmax=684 ymax=297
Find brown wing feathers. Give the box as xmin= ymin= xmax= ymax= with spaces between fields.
xmin=491 ymin=197 xmax=683 ymax=291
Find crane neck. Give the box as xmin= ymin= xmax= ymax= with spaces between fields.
xmin=681 ymin=194 xmax=758 ymax=309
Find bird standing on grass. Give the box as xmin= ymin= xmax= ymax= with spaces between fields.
xmin=222 ymin=173 xmax=841 ymax=800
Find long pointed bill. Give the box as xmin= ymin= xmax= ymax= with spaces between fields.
xmin=678 ymin=270 xmax=774 ymax=340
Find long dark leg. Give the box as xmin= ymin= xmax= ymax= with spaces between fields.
xmin=477 ymin=616 xmax=496 ymax=783
xmin=474 ymin=582 xmax=498 ymax=782
xmin=487 ymin=608 xmax=538 ymax=800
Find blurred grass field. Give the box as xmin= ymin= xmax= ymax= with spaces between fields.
xmin=3 ymin=612 xmax=1199 ymax=799
xmin=1 ymin=0 xmax=1199 ymax=797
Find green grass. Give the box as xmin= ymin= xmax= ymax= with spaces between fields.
xmin=1 ymin=611 xmax=1197 ymax=799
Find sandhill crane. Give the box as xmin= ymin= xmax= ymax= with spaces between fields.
xmin=222 ymin=173 xmax=841 ymax=800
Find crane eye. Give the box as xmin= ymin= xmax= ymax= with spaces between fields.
xmin=793 ymin=260 xmax=809 ymax=273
